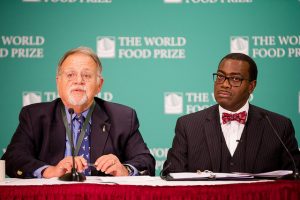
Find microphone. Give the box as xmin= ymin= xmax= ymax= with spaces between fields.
xmin=59 ymin=108 xmax=86 ymax=182
xmin=264 ymin=113 xmax=300 ymax=180
xmin=160 ymin=161 xmax=172 ymax=180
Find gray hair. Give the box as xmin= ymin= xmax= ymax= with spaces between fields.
xmin=56 ymin=46 xmax=102 ymax=75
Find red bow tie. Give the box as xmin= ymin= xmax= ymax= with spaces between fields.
xmin=222 ymin=111 xmax=247 ymax=124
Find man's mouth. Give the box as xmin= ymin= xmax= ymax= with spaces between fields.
xmin=217 ymin=90 xmax=231 ymax=98
xmin=72 ymin=88 xmax=84 ymax=92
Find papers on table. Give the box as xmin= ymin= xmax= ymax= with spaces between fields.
xmin=166 ymin=170 xmax=293 ymax=181
xmin=249 ymin=170 xmax=293 ymax=178
xmin=167 ymin=172 xmax=253 ymax=181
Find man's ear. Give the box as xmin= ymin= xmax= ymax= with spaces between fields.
xmin=97 ymin=77 xmax=104 ymax=94
xmin=249 ymin=80 xmax=257 ymax=94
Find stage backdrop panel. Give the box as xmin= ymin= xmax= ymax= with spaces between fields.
xmin=1 ymin=0 xmax=300 ymax=175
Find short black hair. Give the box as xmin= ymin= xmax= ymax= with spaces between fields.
xmin=218 ymin=53 xmax=258 ymax=81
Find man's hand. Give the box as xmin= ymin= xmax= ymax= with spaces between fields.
xmin=42 ymin=156 xmax=87 ymax=178
xmin=94 ymin=154 xmax=129 ymax=176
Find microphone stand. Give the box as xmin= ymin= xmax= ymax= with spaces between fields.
xmin=264 ymin=114 xmax=300 ymax=180
xmin=59 ymin=108 xmax=86 ymax=182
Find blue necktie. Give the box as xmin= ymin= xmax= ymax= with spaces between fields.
xmin=75 ymin=115 xmax=91 ymax=175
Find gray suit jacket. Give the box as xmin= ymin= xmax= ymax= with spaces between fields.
xmin=2 ymin=97 xmax=155 ymax=178
xmin=165 ymin=104 xmax=300 ymax=173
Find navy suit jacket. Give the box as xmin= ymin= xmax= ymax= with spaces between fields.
xmin=2 ymin=97 xmax=155 ymax=178
xmin=165 ymin=104 xmax=300 ymax=173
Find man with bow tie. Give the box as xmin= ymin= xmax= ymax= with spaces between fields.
xmin=164 ymin=53 xmax=300 ymax=174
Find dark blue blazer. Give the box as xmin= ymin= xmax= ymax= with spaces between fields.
xmin=2 ymin=97 xmax=155 ymax=177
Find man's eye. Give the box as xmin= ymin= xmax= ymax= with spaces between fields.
xmin=66 ymin=73 xmax=75 ymax=78
xmin=230 ymin=77 xmax=242 ymax=82
xmin=217 ymin=75 xmax=224 ymax=80
xmin=83 ymin=74 xmax=92 ymax=79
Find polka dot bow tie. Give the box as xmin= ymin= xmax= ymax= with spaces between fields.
xmin=222 ymin=111 xmax=247 ymax=124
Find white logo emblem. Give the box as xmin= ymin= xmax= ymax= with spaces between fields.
xmin=97 ymin=36 xmax=116 ymax=58
xmin=22 ymin=0 xmax=41 ymax=2
xmin=164 ymin=92 xmax=183 ymax=114
xmin=23 ymin=92 xmax=42 ymax=106
xmin=164 ymin=0 xmax=182 ymax=3
xmin=230 ymin=36 xmax=249 ymax=55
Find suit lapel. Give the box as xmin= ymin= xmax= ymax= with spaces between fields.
xmin=245 ymin=105 xmax=265 ymax=172
xmin=49 ymin=100 xmax=66 ymax=164
xmin=204 ymin=106 xmax=222 ymax=172
xmin=90 ymin=102 xmax=111 ymax=163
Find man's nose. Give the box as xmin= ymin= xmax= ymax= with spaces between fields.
xmin=74 ymin=73 xmax=84 ymax=83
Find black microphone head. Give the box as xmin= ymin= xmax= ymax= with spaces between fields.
xmin=68 ymin=108 xmax=74 ymax=115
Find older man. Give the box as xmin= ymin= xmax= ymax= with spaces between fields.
xmin=2 ymin=46 xmax=155 ymax=178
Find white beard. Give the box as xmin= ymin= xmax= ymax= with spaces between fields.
xmin=67 ymin=85 xmax=88 ymax=106
xmin=68 ymin=94 xmax=88 ymax=106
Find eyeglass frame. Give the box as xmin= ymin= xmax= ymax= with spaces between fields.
xmin=212 ymin=73 xmax=250 ymax=87
xmin=58 ymin=71 xmax=101 ymax=82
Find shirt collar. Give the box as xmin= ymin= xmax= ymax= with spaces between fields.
xmin=65 ymin=107 xmax=90 ymax=123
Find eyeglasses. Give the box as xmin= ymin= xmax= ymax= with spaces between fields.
xmin=213 ymin=73 xmax=248 ymax=87
xmin=59 ymin=71 xmax=99 ymax=82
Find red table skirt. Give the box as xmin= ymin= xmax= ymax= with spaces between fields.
xmin=1 ymin=180 xmax=300 ymax=200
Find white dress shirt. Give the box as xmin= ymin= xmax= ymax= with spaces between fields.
xmin=219 ymin=102 xmax=249 ymax=156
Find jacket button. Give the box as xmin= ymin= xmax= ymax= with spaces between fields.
xmin=17 ymin=170 xmax=23 ymax=176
